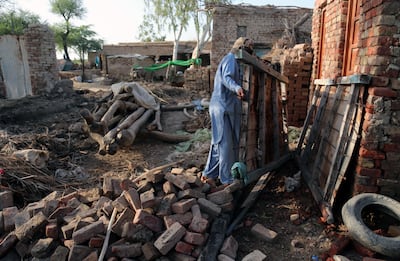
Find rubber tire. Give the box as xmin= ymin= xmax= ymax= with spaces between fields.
xmin=341 ymin=193 xmax=400 ymax=258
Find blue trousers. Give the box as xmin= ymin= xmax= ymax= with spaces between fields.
xmin=203 ymin=115 xmax=239 ymax=184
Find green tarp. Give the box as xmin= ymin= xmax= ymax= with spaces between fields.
xmin=133 ymin=58 xmax=202 ymax=71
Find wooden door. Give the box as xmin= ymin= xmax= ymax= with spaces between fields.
xmin=343 ymin=0 xmax=361 ymax=75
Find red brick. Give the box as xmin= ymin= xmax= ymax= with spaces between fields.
xmin=134 ymin=209 xmax=163 ymax=233
xmin=368 ymin=87 xmax=398 ymax=98
xmin=355 ymin=166 xmax=382 ymax=178
xmin=164 ymin=212 xmax=193 ymax=228
xmin=175 ymin=241 xmax=194 ymax=255
xmin=183 ymin=231 xmax=206 ymax=246
xmin=163 ymin=181 xmax=177 ymax=194
xmin=88 ymin=237 xmax=104 ymax=248
xmin=72 ymin=220 xmax=105 ymax=244
xmin=154 ymin=222 xmax=186 ymax=255
xmin=111 ymin=243 xmax=142 ymax=258
xmin=352 ymin=241 xmax=376 ymax=257
xmin=172 ymin=198 xmax=196 ymax=214
xmin=189 ymin=216 xmax=209 ymax=233
xmin=383 ymin=143 xmax=400 ymax=152
xmin=82 ymin=251 xmax=98 ymax=261
xmin=327 ymin=234 xmax=350 ymax=256
xmin=140 ymin=190 xmax=156 ymax=209
xmin=359 ymin=147 xmax=385 ymax=160
xmin=123 ymin=188 xmax=141 ymax=211
xmin=46 ymin=223 xmax=59 ymax=239
xmin=353 ymin=183 xmax=379 ymax=193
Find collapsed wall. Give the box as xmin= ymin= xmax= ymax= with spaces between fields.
xmin=263 ymin=44 xmax=313 ymax=127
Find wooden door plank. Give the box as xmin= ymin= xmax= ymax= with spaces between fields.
xmin=326 ymin=85 xmax=361 ymax=202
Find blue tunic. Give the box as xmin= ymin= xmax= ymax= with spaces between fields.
xmin=203 ymin=52 xmax=242 ymax=184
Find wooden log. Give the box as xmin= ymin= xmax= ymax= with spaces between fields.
xmin=131 ymin=159 xmax=185 ymax=184
xmin=116 ymin=109 xmax=154 ymax=147
xmin=101 ymin=100 xmax=126 ymax=127
xmin=103 ymin=107 xmax=146 ymax=145
xmin=143 ymin=130 xmax=192 ymax=143
xmin=148 ymin=109 xmax=163 ymax=131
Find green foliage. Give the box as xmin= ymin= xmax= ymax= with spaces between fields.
xmin=139 ymin=0 xmax=197 ymax=42
xmin=49 ymin=0 xmax=87 ymax=60
xmin=0 ymin=9 xmax=40 ymax=35
xmin=49 ymin=0 xmax=86 ymax=22
xmin=69 ymin=25 xmax=103 ymax=61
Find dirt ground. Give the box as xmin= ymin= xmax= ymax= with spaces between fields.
xmin=0 ymin=79 xmax=376 ymax=260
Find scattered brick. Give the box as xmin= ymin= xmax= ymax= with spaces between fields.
xmin=154 ymin=222 xmax=186 ymax=255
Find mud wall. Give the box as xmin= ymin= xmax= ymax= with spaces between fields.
xmin=0 ymin=24 xmax=58 ymax=99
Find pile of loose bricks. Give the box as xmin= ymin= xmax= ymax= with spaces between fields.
xmin=0 ymin=166 xmax=277 ymax=260
xmin=263 ymin=44 xmax=313 ymax=127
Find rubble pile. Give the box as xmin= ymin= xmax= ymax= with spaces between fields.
xmin=0 ymin=165 xmax=245 ymax=260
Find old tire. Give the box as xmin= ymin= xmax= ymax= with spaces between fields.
xmin=341 ymin=193 xmax=400 ymax=258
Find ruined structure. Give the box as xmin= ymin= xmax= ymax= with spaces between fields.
xmin=0 ymin=24 xmax=58 ymax=99
xmin=307 ymin=0 xmax=400 ymax=203
xmin=100 ymin=41 xmax=211 ymax=81
xmin=211 ymin=4 xmax=313 ymax=127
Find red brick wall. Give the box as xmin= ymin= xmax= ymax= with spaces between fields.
xmin=311 ymin=0 xmax=400 ymax=200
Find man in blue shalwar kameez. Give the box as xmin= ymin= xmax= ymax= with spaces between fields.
xmin=202 ymin=37 xmax=254 ymax=186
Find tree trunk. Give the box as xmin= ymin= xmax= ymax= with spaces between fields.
xmin=116 ymin=109 xmax=154 ymax=147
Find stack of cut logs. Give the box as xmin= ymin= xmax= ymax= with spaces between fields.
xmin=80 ymin=82 xmax=191 ymax=155
xmin=0 ymin=163 xmax=243 ymax=260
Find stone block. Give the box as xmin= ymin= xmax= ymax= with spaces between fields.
xmin=241 ymin=249 xmax=267 ymax=261
xmin=251 ymin=223 xmax=278 ymax=242
xmin=220 ymin=235 xmax=238 ymax=259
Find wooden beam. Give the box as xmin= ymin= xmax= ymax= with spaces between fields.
xmin=235 ymin=49 xmax=289 ymax=84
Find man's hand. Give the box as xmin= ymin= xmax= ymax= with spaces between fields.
xmin=237 ymin=87 xmax=245 ymax=100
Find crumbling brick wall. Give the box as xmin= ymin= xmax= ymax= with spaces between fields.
xmin=183 ymin=67 xmax=210 ymax=94
xmin=311 ymin=0 xmax=400 ymax=200
xmin=263 ymin=44 xmax=313 ymax=127
xmin=23 ymin=24 xmax=58 ymax=95
xmin=211 ymin=4 xmax=313 ymax=83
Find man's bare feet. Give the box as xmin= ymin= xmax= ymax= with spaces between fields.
xmin=201 ymin=176 xmax=216 ymax=188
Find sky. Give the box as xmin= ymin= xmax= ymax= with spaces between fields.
xmin=12 ymin=0 xmax=315 ymax=45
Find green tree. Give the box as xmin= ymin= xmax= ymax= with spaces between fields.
xmin=138 ymin=4 xmax=166 ymax=42
xmin=69 ymin=25 xmax=103 ymax=81
xmin=49 ymin=0 xmax=86 ymax=61
xmin=141 ymin=0 xmax=197 ymax=63
xmin=0 ymin=9 xmax=40 ymax=35
xmin=191 ymin=0 xmax=231 ymax=60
